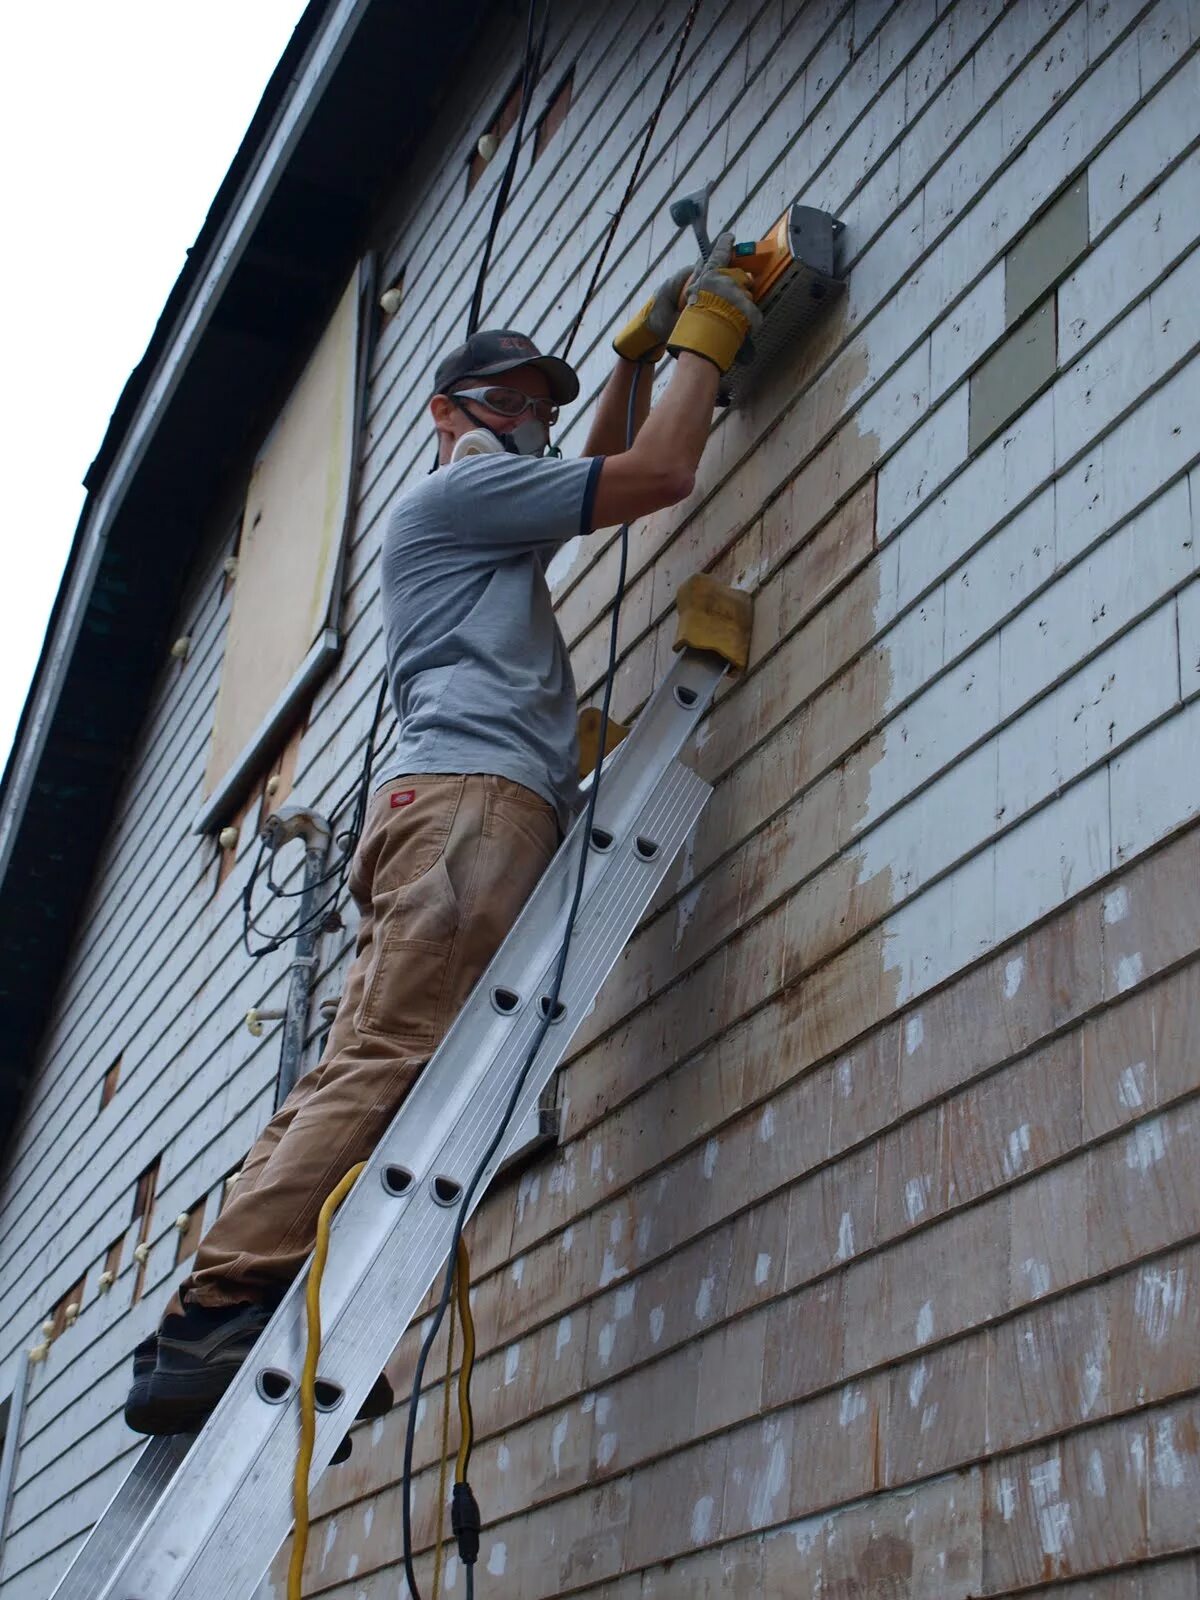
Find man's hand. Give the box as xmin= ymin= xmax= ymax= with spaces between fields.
xmin=612 ymin=263 xmax=695 ymax=365
xmin=667 ymin=232 xmax=762 ymax=373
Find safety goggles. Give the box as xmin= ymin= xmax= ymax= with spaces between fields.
xmin=449 ymin=386 xmax=560 ymax=425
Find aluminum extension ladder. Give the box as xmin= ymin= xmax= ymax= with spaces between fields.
xmin=50 ymin=644 xmax=726 ymax=1600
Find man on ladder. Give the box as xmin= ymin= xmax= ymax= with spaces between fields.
xmin=124 ymin=236 xmax=759 ymax=1441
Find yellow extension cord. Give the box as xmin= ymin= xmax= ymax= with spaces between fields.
xmin=288 ymin=1170 xmax=477 ymax=1600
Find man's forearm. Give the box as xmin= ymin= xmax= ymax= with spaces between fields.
xmin=625 ymin=351 xmax=720 ymax=477
xmin=581 ymin=357 xmax=654 ymax=457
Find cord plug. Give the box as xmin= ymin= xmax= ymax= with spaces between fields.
xmin=452 ymin=1483 xmax=481 ymax=1565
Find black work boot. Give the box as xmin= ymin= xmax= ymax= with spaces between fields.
xmin=122 ymin=1335 xmax=161 ymax=1433
xmin=127 ymin=1301 xmax=271 ymax=1436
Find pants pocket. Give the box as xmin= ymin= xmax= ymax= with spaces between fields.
xmin=356 ymin=854 xmax=460 ymax=1044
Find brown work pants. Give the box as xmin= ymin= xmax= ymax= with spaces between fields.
xmin=174 ymin=773 xmax=558 ymax=1313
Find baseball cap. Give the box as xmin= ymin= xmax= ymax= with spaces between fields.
xmin=433 ymin=328 xmax=580 ymax=404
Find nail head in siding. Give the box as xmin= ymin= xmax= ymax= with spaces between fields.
xmin=968 ymin=299 xmax=1057 ymax=454
xmin=1006 ymin=178 xmax=1089 ymax=328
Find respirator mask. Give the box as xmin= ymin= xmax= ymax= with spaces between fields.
xmin=447 ymin=389 xmax=557 ymax=461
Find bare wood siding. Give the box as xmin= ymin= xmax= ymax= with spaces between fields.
xmin=3 ymin=0 xmax=1200 ymax=1594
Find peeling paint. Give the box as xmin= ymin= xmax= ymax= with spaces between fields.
xmin=836 ymin=1210 xmax=855 ymax=1260
xmin=597 ymin=1323 xmax=616 ymax=1365
xmin=908 ymin=1360 xmax=929 ymax=1409
xmin=1135 ymin=1263 xmax=1185 ymax=1344
xmin=597 ymin=1431 xmax=618 ymax=1468
xmin=748 ymin=1421 xmax=789 ymax=1527
xmin=1081 ymin=1351 xmax=1103 ymax=1415
xmin=904 ymin=1175 xmax=930 ymax=1222
xmin=555 ymin=1315 xmax=572 ymax=1359
xmin=1001 ymin=1122 xmax=1032 ymax=1179
xmin=487 ymin=1541 xmax=507 ymax=1576
xmin=904 ymin=1013 xmax=925 ymax=1054
xmin=839 ymin=1386 xmax=866 ymax=1426
xmin=1103 ymin=885 xmax=1130 ymax=923
xmin=1126 ymin=1118 xmax=1167 ymax=1170
xmin=1022 ymin=1257 xmax=1052 ymax=1297
xmin=346 ymin=1555 xmax=359 ymax=1579
xmin=561 ymin=1225 xmax=574 ymax=1253
xmin=1118 ymin=1062 xmax=1148 ymax=1108
xmin=649 ymin=1305 xmax=665 ymax=1343
xmin=759 ymin=1103 xmax=777 ymax=1141
xmin=551 ymin=1415 xmax=569 ymax=1474
xmin=690 ymin=1495 xmax=715 ymax=1544
xmin=915 ymin=1300 xmax=934 ymax=1343
xmin=503 ymin=1343 xmax=520 ymax=1385
xmin=1116 ymin=951 xmax=1145 ymax=991
xmin=497 ymin=1442 xmax=511 ymax=1471
xmin=695 ymin=1275 xmax=716 ymax=1320
xmin=362 ymin=1504 xmax=374 ymax=1538
xmin=1153 ymin=1416 xmax=1188 ymax=1487
xmin=1087 ymin=1448 xmax=1106 ymax=1497
xmin=755 ymin=1251 xmax=772 ymax=1286
xmin=1004 ymin=954 xmax=1025 ymax=997
xmin=997 ymin=1478 xmax=1017 ymax=1521
xmin=615 ymin=1284 xmax=636 ymax=1321
xmin=510 ymin=1255 xmax=525 ymax=1287
xmin=703 ymin=1137 xmax=720 ymax=1178
xmin=836 ymin=1058 xmax=854 ymax=1096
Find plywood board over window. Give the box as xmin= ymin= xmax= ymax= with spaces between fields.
xmin=195 ymin=258 xmax=375 ymax=832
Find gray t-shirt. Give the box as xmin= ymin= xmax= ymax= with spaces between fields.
xmin=374 ymin=451 xmax=604 ymax=831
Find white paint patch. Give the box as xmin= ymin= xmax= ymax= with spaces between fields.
xmin=904 ymin=1176 xmax=930 ymax=1222
xmin=836 ymin=1210 xmax=855 ymax=1261
xmin=555 ymin=1316 xmax=572 ymax=1360
xmin=649 ymin=1305 xmax=665 ymax=1343
xmin=597 ymin=1432 xmax=618 ymax=1468
xmin=1118 ymin=1063 xmax=1147 ymax=1108
xmin=836 ymin=1058 xmax=854 ymax=1096
xmin=755 ymin=1252 xmax=772 ymax=1286
xmin=1022 ymin=1257 xmax=1052 ymax=1297
xmin=759 ymin=1103 xmax=777 ymax=1142
xmin=497 ymin=1442 xmax=511 ymax=1471
xmin=445 ymin=1554 xmax=459 ymax=1591
xmin=590 ymin=1144 xmax=603 ymax=1178
xmin=921 ymin=1403 xmax=939 ymax=1434
xmin=362 ymin=1504 xmax=374 ymax=1538
xmin=674 ymin=885 xmax=703 ymax=951
xmin=690 ymin=1495 xmax=715 ymax=1544
xmin=370 ymin=1417 xmax=385 ymax=1447
xmin=1001 ymin=1122 xmax=1032 ymax=1179
xmin=1130 ymin=1433 xmax=1147 ymax=1480
xmin=1135 ymin=1264 xmax=1185 ymax=1344
xmin=997 ymin=1479 xmax=1017 ymax=1521
xmin=748 ymin=1422 xmax=788 ymax=1527
xmin=561 ymin=1225 xmax=574 ymax=1254
xmin=487 ymin=1541 xmax=508 ymax=1577
xmin=321 ymin=1520 xmax=339 ymax=1566
xmin=551 ymin=1416 xmax=569 ymax=1474
xmin=610 ymin=1215 xmax=623 ymax=1242
xmin=595 ymin=1396 xmax=612 ymax=1426
xmin=580 ymin=1392 xmax=596 ymax=1414
xmin=1004 ymin=955 xmax=1025 ymax=998
xmin=695 ymin=1275 xmax=716 ymax=1320
xmin=1081 ymin=1351 xmax=1103 ymax=1416
xmin=793 ymin=1517 xmax=825 ymax=1555
xmin=615 ymin=1285 xmax=636 ymax=1321
xmin=908 ymin=1361 xmax=929 ymax=1409
xmin=1126 ymin=1118 xmax=1167 ymax=1170
xmin=636 ymin=1214 xmax=653 ymax=1254
xmin=904 ymin=1013 xmax=925 ymax=1055
xmin=1102 ymin=886 xmax=1130 ymax=923
xmin=510 ymin=1256 xmax=525 ymax=1287
xmin=599 ymin=1248 xmax=626 ymax=1287
xmin=839 ymin=1386 xmax=866 ymax=1427
xmin=597 ymin=1323 xmax=616 ymax=1366
xmin=346 ymin=1556 xmax=359 ymax=1579
xmin=1029 ymin=1458 xmax=1073 ymax=1560
xmin=1087 ymin=1449 xmax=1107 ymax=1497
xmin=1116 ymin=951 xmax=1145 ymax=992
xmin=415 ymin=1397 xmax=427 ymax=1430
xmin=1153 ymin=1417 xmax=1187 ymax=1488
xmin=916 ymin=1300 xmax=934 ymax=1344
xmin=504 ymin=1344 xmax=520 ymax=1385
xmin=703 ymin=1138 xmax=720 ymax=1178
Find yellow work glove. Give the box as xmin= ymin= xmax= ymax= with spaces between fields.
xmin=612 ymin=263 xmax=694 ymax=364
xmin=666 ymin=231 xmax=762 ymax=374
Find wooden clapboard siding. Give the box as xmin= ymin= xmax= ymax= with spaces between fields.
xmin=4 ymin=0 xmax=1200 ymax=1594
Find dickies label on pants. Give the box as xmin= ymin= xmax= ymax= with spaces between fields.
xmin=390 ymin=789 xmax=416 ymax=808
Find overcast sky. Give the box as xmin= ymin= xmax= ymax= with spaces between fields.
xmin=0 ymin=0 xmax=310 ymax=775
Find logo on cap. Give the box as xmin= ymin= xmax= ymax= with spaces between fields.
xmin=498 ymin=335 xmax=536 ymax=353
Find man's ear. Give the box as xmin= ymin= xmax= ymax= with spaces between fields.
xmin=430 ymin=393 xmax=455 ymax=428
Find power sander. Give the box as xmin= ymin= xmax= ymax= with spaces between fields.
xmin=669 ymin=178 xmax=845 ymax=405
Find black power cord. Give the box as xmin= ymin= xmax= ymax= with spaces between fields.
xmin=401 ymin=362 xmax=644 ymax=1600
